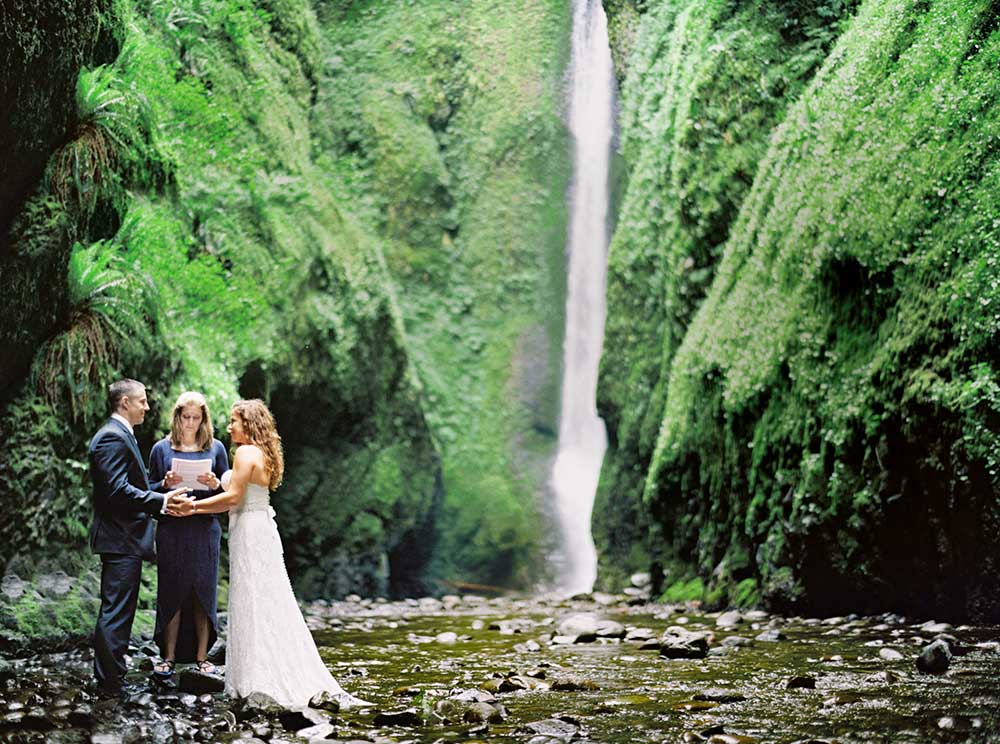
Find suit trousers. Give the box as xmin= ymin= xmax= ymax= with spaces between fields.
xmin=94 ymin=553 xmax=143 ymax=690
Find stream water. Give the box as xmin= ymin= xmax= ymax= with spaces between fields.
xmin=3 ymin=593 xmax=998 ymax=743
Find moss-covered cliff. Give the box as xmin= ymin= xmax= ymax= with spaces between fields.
xmin=597 ymin=0 xmax=1000 ymax=621
xmin=0 ymin=0 xmax=570 ymax=595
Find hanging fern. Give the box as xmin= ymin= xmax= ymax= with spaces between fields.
xmin=34 ymin=240 xmax=158 ymax=422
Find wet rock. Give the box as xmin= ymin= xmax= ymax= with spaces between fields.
xmin=932 ymin=633 xmax=969 ymax=656
xmin=716 ymin=611 xmax=742 ymax=628
xmin=595 ymin=620 xmax=626 ymax=638
xmin=499 ymin=674 xmax=549 ymax=691
xmin=659 ymin=628 xmax=710 ymax=659
xmin=920 ymin=621 xmax=953 ymax=634
xmin=480 ymin=678 xmax=503 ymax=693
xmin=435 ymin=631 xmax=459 ymax=644
xmin=250 ymin=721 xmax=273 ymax=738
xmin=879 ymin=648 xmax=904 ymax=661
xmin=451 ymin=689 xmax=497 ymax=704
xmin=624 ymin=627 xmax=656 ymax=643
xmin=178 ymin=668 xmax=225 ymax=694
xmin=755 ymin=629 xmax=786 ymax=642
xmin=630 ymin=572 xmax=651 ymax=588
xmin=693 ymin=689 xmax=747 ymax=703
xmin=149 ymin=721 xmax=174 ymax=744
xmin=295 ymin=722 xmax=336 ymax=739
xmin=277 ymin=706 xmax=329 ymax=732
xmin=916 ymin=640 xmax=951 ymax=675
xmin=721 ymin=636 xmax=753 ymax=647
xmin=514 ymin=639 xmax=542 ymax=653
xmin=785 ymin=675 xmax=816 ymax=689
xmin=36 ymin=572 xmax=75 ymax=600
xmin=556 ymin=613 xmax=601 ymax=642
xmin=207 ymin=640 xmax=227 ymax=665
xmin=518 ymin=717 xmax=579 ymax=738
xmin=489 ymin=619 xmax=534 ymax=635
xmin=823 ymin=691 xmax=863 ymax=706
xmin=672 ymin=700 xmax=718 ymax=712
xmin=308 ymin=690 xmax=342 ymax=713
xmin=864 ymin=670 xmax=903 ymax=685
xmin=373 ymin=707 xmax=423 ymax=726
xmin=463 ymin=701 xmax=505 ymax=723
xmin=550 ymin=676 xmax=599 ymax=691
xmin=1 ymin=575 xmax=27 ymax=601
xmin=234 ymin=691 xmax=287 ymax=719
xmin=707 ymin=735 xmax=758 ymax=744
xmin=392 ymin=685 xmax=422 ymax=697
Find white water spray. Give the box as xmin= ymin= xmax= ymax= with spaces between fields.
xmin=550 ymin=0 xmax=614 ymax=595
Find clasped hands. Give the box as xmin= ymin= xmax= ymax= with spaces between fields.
xmin=165 ymin=488 xmax=196 ymax=517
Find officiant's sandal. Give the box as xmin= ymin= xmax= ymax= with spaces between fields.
xmin=196 ymin=659 xmax=218 ymax=675
xmin=152 ymin=659 xmax=175 ymax=679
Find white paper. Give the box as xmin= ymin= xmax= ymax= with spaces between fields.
xmin=171 ymin=458 xmax=213 ymax=491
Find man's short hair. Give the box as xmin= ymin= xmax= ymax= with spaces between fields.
xmin=108 ymin=379 xmax=145 ymax=411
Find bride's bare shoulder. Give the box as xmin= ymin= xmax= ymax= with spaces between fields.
xmin=234 ymin=444 xmax=264 ymax=462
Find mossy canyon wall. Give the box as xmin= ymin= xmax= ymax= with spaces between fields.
xmin=0 ymin=0 xmax=572 ymax=596
xmin=596 ymin=0 xmax=1000 ymax=622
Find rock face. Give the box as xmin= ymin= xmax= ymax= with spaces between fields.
xmin=0 ymin=0 xmax=114 ymax=396
xmin=594 ymin=0 xmax=1000 ymax=622
xmin=0 ymin=0 xmax=570 ymax=599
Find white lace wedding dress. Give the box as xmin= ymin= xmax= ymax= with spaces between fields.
xmin=223 ymin=471 xmax=370 ymax=708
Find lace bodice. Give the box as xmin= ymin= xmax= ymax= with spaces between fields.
xmin=221 ymin=471 xmax=271 ymax=513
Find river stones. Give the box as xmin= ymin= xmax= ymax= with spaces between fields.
xmin=785 ymin=675 xmax=816 ymax=689
xmin=879 ymin=648 xmax=904 ymax=661
xmin=916 ymin=639 xmax=952 ymax=674
xmin=659 ymin=628 xmax=711 ymax=659
xmin=693 ymin=689 xmax=747 ymax=703
xmin=308 ymin=690 xmax=342 ymax=713
xmin=755 ymin=629 xmax=786 ymax=642
xmin=556 ymin=612 xmax=601 ymax=642
xmin=178 ymin=668 xmax=225 ymax=694
xmin=715 ymin=611 xmax=743 ymax=628
xmin=517 ymin=716 xmax=581 ymax=738
xmin=373 ymin=707 xmax=424 ymax=726
xmin=550 ymin=675 xmax=600 ymax=691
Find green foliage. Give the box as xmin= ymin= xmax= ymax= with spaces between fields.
xmin=0 ymin=395 xmax=92 ymax=568
xmin=604 ymin=0 xmax=1000 ymax=619
xmin=315 ymin=0 xmax=572 ymax=587
xmin=34 ymin=239 xmax=159 ymax=421
xmin=596 ymin=0 xmax=856 ymax=585
xmin=661 ymin=575 xmax=704 ymax=603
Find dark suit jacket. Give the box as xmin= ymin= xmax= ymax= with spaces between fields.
xmin=88 ymin=418 xmax=165 ymax=559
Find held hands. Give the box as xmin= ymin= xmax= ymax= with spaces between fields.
xmin=165 ymin=488 xmax=195 ymax=517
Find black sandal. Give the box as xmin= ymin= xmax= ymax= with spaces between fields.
xmin=152 ymin=659 xmax=175 ymax=679
xmin=195 ymin=659 xmax=218 ymax=675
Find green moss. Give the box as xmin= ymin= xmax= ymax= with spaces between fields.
xmin=660 ymin=576 xmax=705 ymax=604
xmin=732 ymin=578 xmax=759 ymax=609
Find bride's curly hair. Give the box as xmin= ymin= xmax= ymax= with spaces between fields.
xmin=231 ymin=399 xmax=284 ymax=490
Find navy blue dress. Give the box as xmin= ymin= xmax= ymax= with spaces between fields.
xmin=149 ymin=438 xmax=229 ymax=663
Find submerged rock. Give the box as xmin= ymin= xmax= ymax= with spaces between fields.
xmin=916 ymin=640 xmax=951 ymax=675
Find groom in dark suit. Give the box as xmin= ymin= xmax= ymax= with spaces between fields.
xmin=89 ymin=378 xmax=189 ymax=695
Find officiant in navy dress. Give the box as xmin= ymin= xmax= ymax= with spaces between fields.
xmin=88 ymin=378 xmax=190 ymax=695
xmin=147 ymin=391 xmax=229 ymax=678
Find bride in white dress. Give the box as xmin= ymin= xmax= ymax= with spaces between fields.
xmin=170 ymin=399 xmax=371 ymax=709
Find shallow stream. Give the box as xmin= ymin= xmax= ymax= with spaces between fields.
xmin=2 ymin=593 xmax=998 ymax=743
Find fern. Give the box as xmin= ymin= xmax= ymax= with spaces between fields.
xmin=34 ymin=240 xmax=159 ymax=421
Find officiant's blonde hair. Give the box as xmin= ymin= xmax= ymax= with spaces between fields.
xmin=169 ymin=391 xmax=214 ymax=451
xmin=231 ymin=399 xmax=283 ymax=490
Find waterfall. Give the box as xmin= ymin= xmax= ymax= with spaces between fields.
xmin=550 ymin=0 xmax=614 ymax=595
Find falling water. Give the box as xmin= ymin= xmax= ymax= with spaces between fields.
xmin=550 ymin=0 xmax=614 ymax=595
